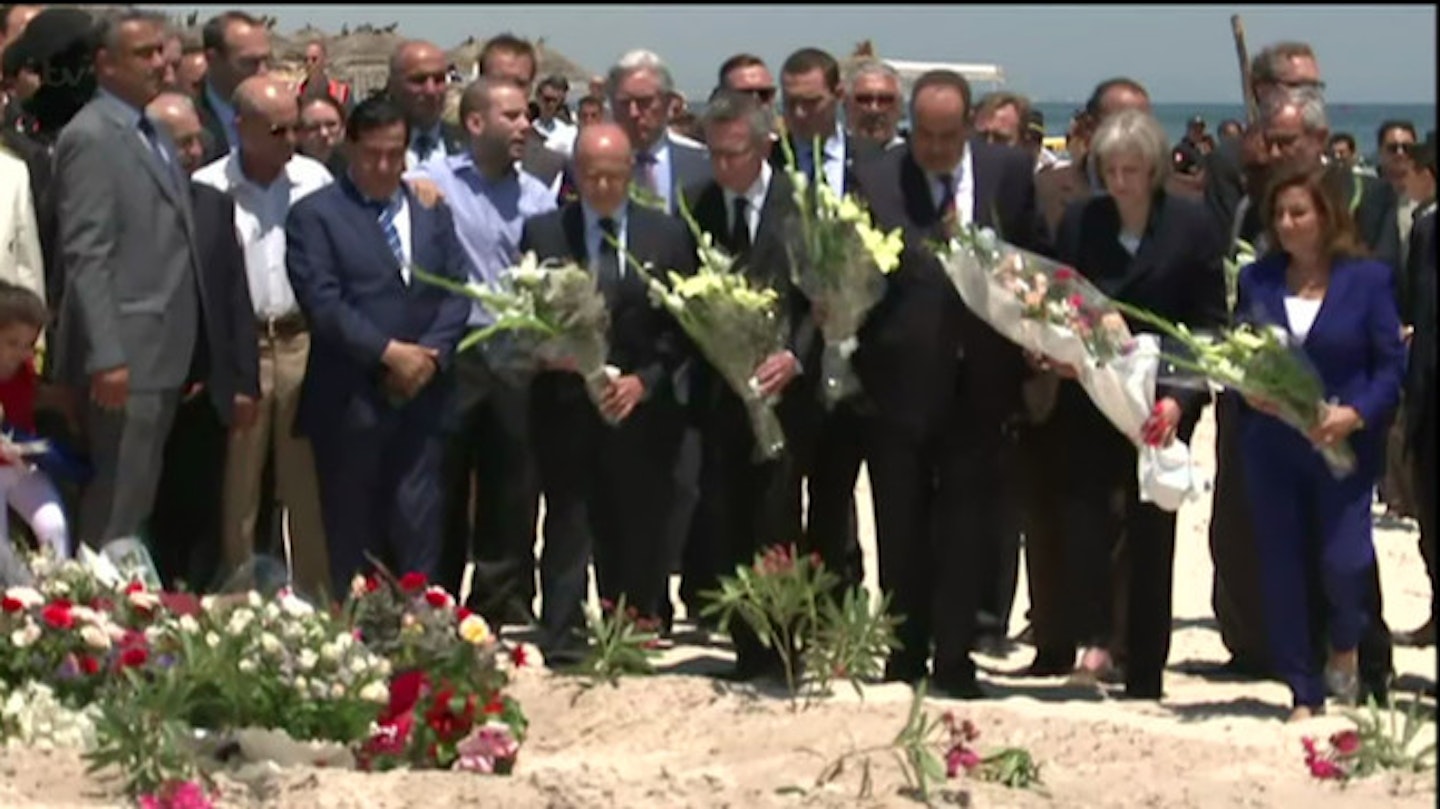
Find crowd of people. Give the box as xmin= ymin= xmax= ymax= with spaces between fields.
xmin=0 ymin=5 xmax=1434 ymax=720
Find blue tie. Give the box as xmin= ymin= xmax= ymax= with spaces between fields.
xmin=797 ymin=143 xmax=816 ymax=184
xmin=377 ymin=199 xmax=405 ymax=275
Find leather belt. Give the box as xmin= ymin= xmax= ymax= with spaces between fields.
xmin=257 ymin=311 xmax=308 ymax=340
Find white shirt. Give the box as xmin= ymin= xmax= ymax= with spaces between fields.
xmin=799 ymin=123 xmax=849 ymax=196
xmin=534 ymin=117 xmax=578 ymax=157
xmin=1285 ymin=295 xmax=1323 ymax=342
xmin=723 ymin=162 xmax=771 ymax=243
xmin=582 ymin=201 xmax=630 ymax=278
xmin=389 ymin=192 xmax=414 ymax=284
xmin=929 ymin=146 xmax=975 ymax=226
xmin=194 ymin=152 xmax=334 ymax=319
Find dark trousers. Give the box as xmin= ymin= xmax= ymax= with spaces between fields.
xmin=1016 ymin=410 xmax=1075 ymax=661
xmin=802 ymin=402 xmax=865 ymax=590
xmin=531 ymin=373 xmax=682 ymax=655
xmin=149 ymin=392 xmax=227 ymax=592
xmin=1415 ymin=424 xmax=1437 ymax=616
xmin=1209 ymin=392 xmax=1272 ymax=670
xmin=1057 ymin=383 xmax=1181 ymax=696
xmin=864 ymin=383 xmax=998 ymax=686
xmin=437 ymin=349 xmax=540 ymax=622
xmin=974 ymin=424 xmax=1023 ymax=642
xmin=310 ymin=409 xmax=447 ymax=598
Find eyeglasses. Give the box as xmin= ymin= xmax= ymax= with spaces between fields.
xmin=268 ymin=122 xmax=301 ymax=137
xmin=739 ymin=86 xmax=777 ymax=104
xmin=852 ymin=93 xmax=898 ymax=107
xmin=1278 ymin=78 xmax=1327 ymax=91
xmin=614 ymin=94 xmax=663 ymax=112
xmin=406 ymin=71 xmax=448 ymax=87
xmin=1383 ymin=142 xmax=1414 ymax=155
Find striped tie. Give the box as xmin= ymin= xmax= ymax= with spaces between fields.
xmin=377 ymin=200 xmax=407 ymax=283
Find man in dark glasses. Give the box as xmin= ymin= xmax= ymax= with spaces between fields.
xmin=842 ymin=58 xmax=904 ymax=152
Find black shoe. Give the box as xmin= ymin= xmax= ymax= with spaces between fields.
xmin=973 ymin=633 xmax=1015 ymax=658
xmin=884 ymin=657 xmax=928 ymax=685
xmin=931 ymin=674 xmax=987 ymax=700
xmin=1019 ymin=649 xmax=1076 ymax=677
xmin=1395 ymin=619 xmax=1436 ymax=648
xmin=1220 ymin=653 xmax=1269 ymax=678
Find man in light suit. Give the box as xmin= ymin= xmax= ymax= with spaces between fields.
xmin=285 ymin=96 xmax=472 ymax=596
xmin=0 ymin=145 xmax=43 ymax=305
xmin=52 ymin=9 xmax=204 ymax=553
xmin=606 ymin=48 xmax=711 ymax=629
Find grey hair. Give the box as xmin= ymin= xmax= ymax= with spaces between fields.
xmin=701 ymin=88 xmax=772 ymax=145
xmin=845 ymin=58 xmax=900 ymax=93
xmin=606 ymin=49 xmax=675 ymax=98
xmin=95 ymin=7 xmax=169 ymax=53
xmin=1261 ymin=85 xmax=1328 ymax=132
xmin=1090 ymin=108 xmax=1172 ymax=192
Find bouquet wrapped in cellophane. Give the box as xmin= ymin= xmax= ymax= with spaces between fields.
xmin=610 ymin=201 xmax=788 ymax=461
xmin=778 ymin=135 xmax=904 ymax=408
xmin=1222 ymin=238 xmax=1257 ymax=314
xmin=413 ymin=255 xmax=618 ymax=424
xmin=1112 ymin=303 xmax=1356 ymax=478
xmin=936 ymin=224 xmax=1200 ymax=511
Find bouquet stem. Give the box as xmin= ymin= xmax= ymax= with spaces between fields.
xmin=582 ymin=367 xmax=621 ymax=427
xmin=743 ymin=382 xmax=786 ymax=463
xmin=819 ymin=338 xmax=862 ymax=409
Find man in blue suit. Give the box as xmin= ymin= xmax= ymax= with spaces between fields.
xmin=285 ymin=96 xmax=473 ymax=597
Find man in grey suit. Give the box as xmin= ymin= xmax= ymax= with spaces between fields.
xmin=52 ymin=9 xmax=204 ymax=553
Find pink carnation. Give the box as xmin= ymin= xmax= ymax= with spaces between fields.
xmin=453 ymin=722 xmax=520 ymax=774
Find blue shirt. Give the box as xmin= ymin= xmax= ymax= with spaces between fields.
xmin=410 ymin=152 xmax=557 ymax=326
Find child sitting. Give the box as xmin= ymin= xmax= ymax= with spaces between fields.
xmin=0 ymin=282 xmax=71 ymax=585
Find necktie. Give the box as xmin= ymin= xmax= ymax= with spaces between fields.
xmin=797 ymin=143 xmax=817 ymax=185
xmin=138 ymin=116 xmax=174 ymax=188
xmin=635 ymin=151 xmax=658 ymax=196
xmin=730 ymin=196 xmax=752 ymax=254
xmin=377 ymin=199 xmax=406 ymax=281
xmin=414 ymin=133 xmax=436 ymax=165
xmin=936 ymin=173 xmax=956 ymax=220
xmin=597 ymin=217 xmax=621 ymax=296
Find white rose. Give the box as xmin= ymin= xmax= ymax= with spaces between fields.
xmin=226 ymin=609 xmax=254 ymax=634
xmin=178 ymin=615 xmax=200 ymax=635
xmin=279 ymin=590 xmax=314 ymax=618
xmin=200 ymin=595 xmax=217 ymax=613
xmin=297 ymin=649 xmax=319 ymax=671
xmin=260 ymin=634 xmax=283 ymax=655
xmin=238 ymin=658 xmax=257 ymax=674
xmin=127 ymin=590 xmax=161 ymax=612
xmin=204 ymin=631 xmax=221 ymax=648
xmin=79 ymin=625 xmax=111 ymax=650
xmin=329 ymin=683 xmax=346 ymax=700
xmin=49 ymin=580 xmax=70 ymax=596
xmin=359 ymin=681 xmax=389 ymax=704
xmin=10 ymin=622 xmax=40 ymax=648
xmin=246 ymin=591 xmax=262 ymax=609
xmin=293 ymin=676 xmax=309 ymax=693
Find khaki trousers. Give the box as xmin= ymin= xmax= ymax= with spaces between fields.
xmin=220 ymin=330 xmax=329 ymax=598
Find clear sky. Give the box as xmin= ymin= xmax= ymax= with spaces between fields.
xmin=169 ymin=4 xmax=1436 ymax=104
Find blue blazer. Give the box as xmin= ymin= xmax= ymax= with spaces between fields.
xmin=1235 ymin=253 xmax=1406 ymax=473
xmin=285 ymin=177 xmax=473 ymax=436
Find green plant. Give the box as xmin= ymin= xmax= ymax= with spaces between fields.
xmin=84 ymin=665 xmax=206 ymax=800
xmin=571 ymin=594 xmax=661 ymax=687
xmin=1306 ymin=690 xmax=1438 ymax=782
xmin=702 ymin=544 xmax=899 ymax=710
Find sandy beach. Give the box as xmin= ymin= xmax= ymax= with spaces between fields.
xmin=1 ymin=409 xmax=1435 ymax=808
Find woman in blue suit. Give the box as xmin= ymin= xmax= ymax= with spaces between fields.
xmin=1236 ymin=166 xmax=1407 ymax=721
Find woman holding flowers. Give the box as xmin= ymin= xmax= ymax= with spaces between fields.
xmin=1052 ymin=109 xmax=1227 ymax=699
xmin=1236 ymin=166 xmax=1406 ymax=720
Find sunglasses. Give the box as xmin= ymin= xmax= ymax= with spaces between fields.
xmin=268 ymin=122 xmax=301 ymax=137
xmin=1383 ymin=142 xmax=1414 ymax=155
xmin=739 ymin=86 xmax=777 ymax=103
xmin=852 ymin=93 xmax=898 ymax=106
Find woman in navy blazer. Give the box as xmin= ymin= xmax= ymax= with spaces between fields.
xmin=1236 ymin=166 xmax=1406 ymax=721
xmin=1052 ymin=110 xmax=1228 ymax=699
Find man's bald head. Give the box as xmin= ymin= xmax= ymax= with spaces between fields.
xmin=233 ymin=74 xmax=294 ymax=118
xmin=147 ymin=90 xmax=206 ymax=174
xmin=388 ymin=39 xmax=448 ymax=130
xmin=574 ymin=122 xmax=633 ymax=216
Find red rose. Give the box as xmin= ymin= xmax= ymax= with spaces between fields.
xmin=456 ymin=606 xmax=473 ymax=623
xmin=1329 ymin=730 xmax=1361 ymax=757
xmin=483 ymin=693 xmax=505 ymax=715
xmin=424 ymin=590 xmax=450 ymax=608
xmin=424 ymin=689 xmax=477 ymax=742
xmin=384 ymin=670 xmax=430 ymax=719
xmin=509 ymin=645 xmax=528 ymax=669
xmin=364 ymin=575 xmax=381 ymax=593
xmin=1 ymin=596 xmax=22 ymax=613
xmin=120 ymin=646 xmax=149 ymax=668
xmin=1055 ymin=267 xmax=1076 ymax=282
xmin=79 ymin=655 xmax=102 ymax=676
xmin=41 ymin=601 xmax=74 ymax=630
xmin=398 ymin=572 xmax=427 ymax=593
xmin=125 ymin=581 xmax=144 ymax=595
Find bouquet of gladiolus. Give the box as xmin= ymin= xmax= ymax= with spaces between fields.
xmin=414 ymin=255 xmax=618 ymax=424
xmin=778 ymin=134 xmax=904 ymax=407
xmin=1222 ymin=238 xmax=1257 ymax=313
xmin=625 ymin=195 xmax=788 ymax=460
xmin=1111 ymin=302 xmax=1357 ymax=478
xmin=935 ymin=225 xmax=1200 ymax=511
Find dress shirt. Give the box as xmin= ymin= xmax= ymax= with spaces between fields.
xmin=194 ymin=152 xmax=335 ymax=319
xmin=387 ymin=191 xmax=413 ymax=282
xmin=722 ymin=161 xmax=771 ymax=244
xmin=929 ymin=146 xmax=975 ymax=226
xmin=637 ymin=137 xmax=674 ymax=212
xmin=407 ymin=152 xmax=559 ymax=325
xmin=797 ymin=123 xmax=848 ymax=195
xmin=1397 ymin=197 xmax=1420 ymax=259
xmin=406 ymin=122 xmax=450 ymax=170
xmin=582 ymin=201 xmax=630 ymax=277
xmin=203 ymin=80 xmax=240 ymax=152
xmin=533 ymin=117 xmax=578 ymax=157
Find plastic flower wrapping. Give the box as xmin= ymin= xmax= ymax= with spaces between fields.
xmin=1222 ymin=238 xmax=1257 ymax=314
xmin=1112 ymin=304 xmax=1357 ymax=478
xmin=936 ymin=225 xmax=1201 ymax=511
xmin=627 ymin=194 xmax=789 ymax=460
xmin=413 ymin=254 xmax=618 ymax=424
xmin=778 ymin=134 xmax=904 ymax=408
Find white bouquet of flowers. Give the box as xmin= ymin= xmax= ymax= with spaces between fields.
xmin=937 ymin=225 xmax=1201 ymax=511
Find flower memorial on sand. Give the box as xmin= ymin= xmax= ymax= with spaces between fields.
xmin=1300 ymin=693 xmax=1436 ymax=783
xmin=0 ymin=552 xmax=528 ymax=806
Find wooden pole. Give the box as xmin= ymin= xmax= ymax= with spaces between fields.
xmin=1231 ymin=14 xmax=1258 ymax=124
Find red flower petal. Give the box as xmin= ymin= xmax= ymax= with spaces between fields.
xmin=424 ymin=590 xmax=450 ymax=608
xmin=398 ymin=572 xmax=428 ymax=593
xmin=1 ymin=597 xmax=22 ymax=613
xmin=41 ymin=602 xmax=74 ymax=630
xmin=79 ymin=655 xmax=101 ymax=676
xmin=120 ymin=647 xmax=148 ymax=668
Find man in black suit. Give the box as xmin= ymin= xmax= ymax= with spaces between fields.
xmin=144 ymin=90 xmax=259 ymax=591
xmin=1398 ymin=141 xmax=1435 ymax=648
xmin=196 ymin=11 xmax=271 ymax=166
xmin=520 ymin=122 xmax=695 ymax=665
xmin=387 ymin=39 xmax=466 ymax=170
xmin=681 ymin=89 xmax=820 ymax=678
xmin=850 ymin=69 xmax=1045 ymax=698
xmin=474 ymin=33 xmax=567 ymax=191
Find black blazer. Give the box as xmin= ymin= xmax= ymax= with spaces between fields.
xmin=681 ymin=170 xmax=821 ymax=434
xmin=195 ymin=86 xmax=231 ymax=167
xmin=1055 ymin=190 xmax=1229 ymax=432
xmin=768 ymin=131 xmax=883 ymax=197
xmin=1404 ymin=209 xmax=1435 ymax=447
xmin=189 ymin=181 xmax=261 ymax=422
xmin=518 ymin=202 xmax=696 ymax=401
xmin=849 ymin=140 xmax=1049 ymax=440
